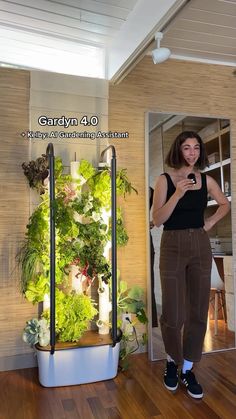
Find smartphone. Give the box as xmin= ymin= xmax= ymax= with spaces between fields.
xmin=187 ymin=173 xmax=197 ymax=184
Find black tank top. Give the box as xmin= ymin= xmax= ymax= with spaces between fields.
xmin=163 ymin=172 xmax=208 ymax=230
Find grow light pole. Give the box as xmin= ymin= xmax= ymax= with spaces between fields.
xmin=46 ymin=143 xmax=56 ymax=355
xmin=100 ymin=145 xmax=120 ymax=346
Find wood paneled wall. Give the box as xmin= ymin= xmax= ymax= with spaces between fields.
xmin=109 ymin=57 xmax=236 ymax=333
xmin=0 ymin=68 xmax=38 ymax=371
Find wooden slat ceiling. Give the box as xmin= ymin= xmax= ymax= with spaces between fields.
xmin=0 ymin=0 xmax=139 ymax=45
xmin=161 ymin=0 xmax=236 ymax=65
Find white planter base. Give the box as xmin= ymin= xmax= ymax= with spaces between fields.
xmin=36 ymin=342 xmax=120 ymax=387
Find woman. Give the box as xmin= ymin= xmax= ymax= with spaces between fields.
xmin=152 ymin=131 xmax=230 ymax=399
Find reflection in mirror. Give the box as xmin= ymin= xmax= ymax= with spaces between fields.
xmin=146 ymin=112 xmax=235 ymax=361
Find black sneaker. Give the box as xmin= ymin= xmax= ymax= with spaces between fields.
xmin=180 ymin=369 xmax=203 ymax=399
xmin=163 ymin=361 xmax=178 ymax=391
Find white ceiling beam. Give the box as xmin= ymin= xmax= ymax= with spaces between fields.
xmin=107 ymin=0 xmax=188 ymax=81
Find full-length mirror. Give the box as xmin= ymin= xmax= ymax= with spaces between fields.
xmin=145 ymin=112 xmax=235 ymax=361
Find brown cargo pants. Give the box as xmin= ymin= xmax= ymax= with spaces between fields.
xmin=159 ymin=228 xmax=212 ymax=365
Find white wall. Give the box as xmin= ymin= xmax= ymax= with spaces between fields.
xmin=30 ymin=71 xmax=108 ymax=166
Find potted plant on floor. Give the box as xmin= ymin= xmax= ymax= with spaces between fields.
xmin=117 ymin=276 xmax=148 ymax=370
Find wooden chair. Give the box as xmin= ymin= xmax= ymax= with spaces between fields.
xmin=210 ymin=258 xmax=227 ymax=335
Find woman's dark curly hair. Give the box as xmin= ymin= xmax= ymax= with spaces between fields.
xmin=165 ymin=131 xmax=209 ymax=170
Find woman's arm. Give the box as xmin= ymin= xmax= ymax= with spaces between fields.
xmin=152 ymin=174 xmax=194 ymax=227
xmin=204 ymin=175 xmax=230 ymax=231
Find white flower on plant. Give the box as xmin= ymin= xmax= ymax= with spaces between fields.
xmin=91 ymin=211 xmax=101 ymax=222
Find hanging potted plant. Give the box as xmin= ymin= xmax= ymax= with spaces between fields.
xmin=18 ymin=148 xmax=139 ymax=386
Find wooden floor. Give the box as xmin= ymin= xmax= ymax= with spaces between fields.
xmin=203 ymin=319 xmax=235 ymax=352
xmin=1 ymin=350 xmax=236 ymax=419
xmin=152 ymin=319 xmax=235 ymax=361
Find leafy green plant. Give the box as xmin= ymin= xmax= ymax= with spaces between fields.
xmin=117 ymin=278 xmax=148 ymax=370
xmin=116 ymin=168 xmax=138 ymax=197
xmin=17 ymin=201 xmax=50 ymax=293
xmin=42 ymin=290 xmax=98 ymax=342
xmin=22 ymin=318 xmax=50 ymax=347
xmin=25 ymin=275 xmax=49 ymax=304
xmin=23 ymin=290 xmax=98 ymax=346
xmin=19 ymin=155 xmax=137 ymax=346
xmin=22 ymin=154 xmax=49 ymax=194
